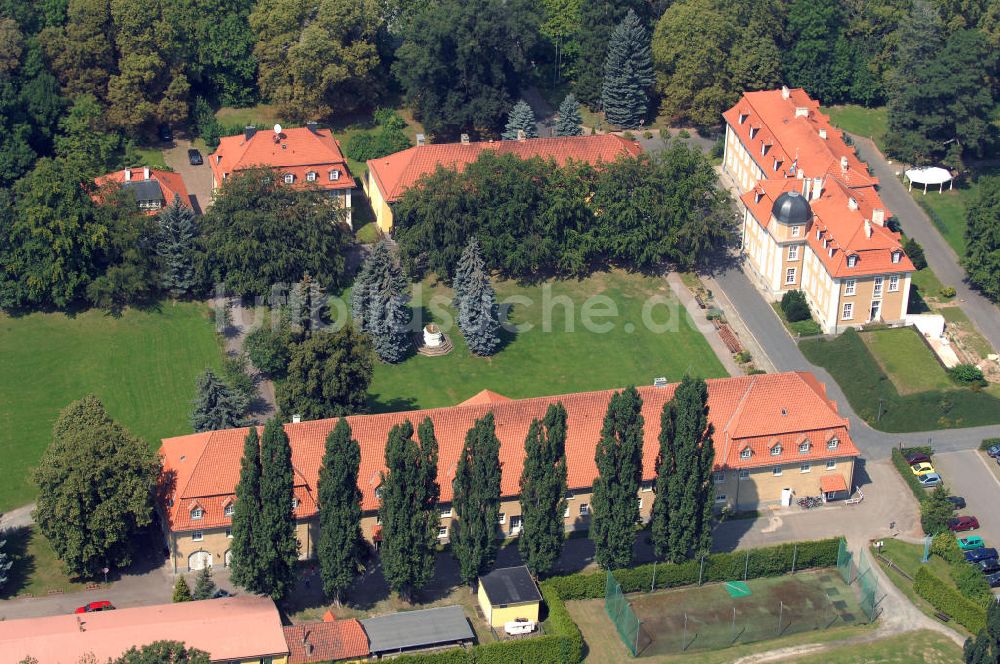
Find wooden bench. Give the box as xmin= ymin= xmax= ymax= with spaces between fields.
xmin=934 ymin=611 xmax=951 ymax=623
xmin=718 ymin=324 xmax=743 ymax=354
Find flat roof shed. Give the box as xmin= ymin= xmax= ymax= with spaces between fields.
xmin=477 ymin=565 xmax=542 ymax=628
xmin=360 ymin=604 xmax=475 ymax=655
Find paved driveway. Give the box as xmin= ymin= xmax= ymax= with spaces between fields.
xmin=162 ymin=137 xmax=213 ymax=214
xmin=930 ymin=450 xmax=1000 ymax=547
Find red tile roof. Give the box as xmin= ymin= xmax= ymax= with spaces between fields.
xmin=742 ymin=178 xmax=914 ymax=278
xmin=284 ymin=620 xmax=369 ymax=663
xmin=160 ymin=372 xmax=857 ymax=533
xmin=94 ymin=167 xmax=193 ymax=214
xmin=209 ymin=126 xmax=356 ymax=191
xmin=367 ymin=134 xmax=643 ymax=203
xmin=723 ymin=88 xmax=877 ymax=191
xmin=459 ymin=389 xmax=512 ymax=406
xmin=821 ymin=474 xmax=849 ymax=493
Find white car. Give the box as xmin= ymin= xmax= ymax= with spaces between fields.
xmin=504 ymin=619 xmax=537 ymax=635
xmin=918 ymin=472 xmax=942 ymax=487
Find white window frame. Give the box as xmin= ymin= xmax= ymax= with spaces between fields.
xmin=224 ymin=504 xmax=234 ymax=517
xmin=847 ymin=255 xmax=858 ymax=268
xmin=827 ymin=437 xmax=839 ymax=450
xmin=799 ymin=441 xmax=810 ymax=454
xmin=375 ymin=486 xmax=383 ymax=499
xmin=826 ymin=460 xmax=836 ymax=470
xmin=892 ymin=251 xmax=901 ymax=264
xmin=306 ymin=171 xmax=317 ymax=182
xmin=715 ymin=494 xmax=727 ymax=503
xmin=800 ymin=463 xmax=811 ymax=473
xmin=641 ymin=481 xmax=653 ymax=492
xmin=438 ymin=527 xmax=449 ymax=539
xmin=785 ymin=267 xmax=797 ymax=284
xmin=738 ymin=469 xmax=750 ymax=481
xmin=842 ymin=303 xmax=854 ymax=320
xmin=440 ymin=507 xmax=453 ymax=518
xmin=844 ymin=279 xmax=856 ymax=296
xmin=740 ymin=448 xmax=752 ymax=460
xmin=888 ymin=275 xmax=899 ymax=292
xmin=713 ymin=471 xmax=726 ymax=483
xmin=292 ymin=497 xmax=299 ymax=510
xmin=191 ymin=507 xmax=204 ymax=521
xmin=564 ymin=505 xmax=570 ymax=518
xmin=770 ymin=444 xmax=782 ymax=456
xmin=283 ymin=173 xmax=294 ymax=184
xmin=329 ymin=169 xmax=340 ymax=181
xmin=637 ymin=497 xmax=644 ymax=509
xmin=579 ymin=504 xmax=590 ymax=516
xmin=791 ymin=225 xmax=801 ymax=238
xmin=788 ymin=245 xmax=799 ymax=260
xmin=873 ymin=276 xmax=884 ymax=297
xmin=192 ymin=531 xmax=204 ymax=542
xmin=510 ymin=515 xmax=523 ymax=533
xmin=498 ymin=512 xmax=506 ymax=524
xmin=772 ymin=466 xmax=782 ymax=477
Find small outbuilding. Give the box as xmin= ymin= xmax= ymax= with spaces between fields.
xmin=477 ymin=565 xmax=542 ymax=629
xmin=360 ymin=604 xmax=475 ymax=656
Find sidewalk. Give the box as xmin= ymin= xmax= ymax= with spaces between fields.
xmin=665 ymin=272 xmax=743 ymax=377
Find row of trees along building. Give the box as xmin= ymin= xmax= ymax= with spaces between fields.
xmin=225 ymin=376 xmax=716 ymax=602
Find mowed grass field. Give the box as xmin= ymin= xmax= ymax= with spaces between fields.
xmin=794 ymin=629 xmax=962 ymax=663
xmin=366 ymin=271 xmax=729 ymax=412
xmin=825 ymin=105 xmax=888 ymax=146
xmin=0 ymin=303 xmax=224 ymax=511
xmin=861 ymin=327 xmax=953 ymax=394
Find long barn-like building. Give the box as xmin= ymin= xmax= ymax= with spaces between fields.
xmin=159 ymin=372 xmax=858 ymax=573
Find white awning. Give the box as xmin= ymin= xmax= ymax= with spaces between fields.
xmin=905 ymin=166 xmax=952 ymax=185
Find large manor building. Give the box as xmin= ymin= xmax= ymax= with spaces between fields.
xmin=723 ymin=88 xmax=914 ymax=333
xmin=159 ymin=372 xmax=858 ymax=573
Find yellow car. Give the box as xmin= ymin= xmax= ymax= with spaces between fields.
xmin=910 ymin=462 xmax=936 ymax=476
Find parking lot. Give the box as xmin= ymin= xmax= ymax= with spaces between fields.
xmin=930 ymin=450 xmax=1000 ymax=547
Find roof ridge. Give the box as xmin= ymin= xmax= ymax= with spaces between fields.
xmin=176 ymin=430 xmax=215 ymax=500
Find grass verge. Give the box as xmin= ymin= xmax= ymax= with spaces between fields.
xmin=825 ymin=105 xmax=887 ymax=147
xmin=793 ymin=629 xmax=962 ymax=663
xmin=0 ymin=526 xmax=88 ymax=598
xmin=861 ymin=327 xmax=953 ymax=393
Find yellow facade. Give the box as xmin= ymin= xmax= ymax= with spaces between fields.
xmin=476 ymin=583 xmax=540 ymax=628
xmin=367 ymin=169 xmax=394 ymax=233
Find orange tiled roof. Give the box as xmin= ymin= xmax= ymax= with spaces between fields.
xmin=459 ymin=389 xmax=512 ymax=406
xmin=723 ymin=89 xmax=877 ymax=190
xmin=159 ymin=372 xmax=857 ymax=533
xmin=284 ymin=620 xmax=369 ymax=663
xmin=94 ymin=167 xmax=194 ymax=214
xmin=367 ymin=134 xmax=643 ymax=203
xmin=209 ymin=126 xmax=356 ymax=191
xmin=820 ymin=474 xmax=849 ymax=493
xmin=742 ymin=178 xmax=914 ymax=278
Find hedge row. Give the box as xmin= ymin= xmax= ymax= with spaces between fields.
xmin=980 ymin=438 xmax=1000 ymax=451
xmin=913 ymin=566 xmax=986 ymax=633
xmin=891 ymin=448 xmax=932 ymax=503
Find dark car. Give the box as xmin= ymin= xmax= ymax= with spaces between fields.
xmin=949 ymin=516 xmax=981 ymax=532
xmin=187 ymin=148 xmax=203 ymax=165
xmin=74 ymin=600 xmax=114 ymax=614
xmin=947 ymin=496 xmax=967 ymax=510
xmin=987 ymin=444 xmax=1000 ymax=458
xmin=965 ymin=547 xmax=999 ymax=563
xmin=158 ymin=124 xmax=173 ymax=142
xmin=979 ymin=558 xmax=1000 ymax=574
xmin=905 ymin=451 xmax=932 ymax=465
xmin=987 ymin=572 xmax=1000 ymax=588
xmin=212 ymin=588 xmax=232 ymax=599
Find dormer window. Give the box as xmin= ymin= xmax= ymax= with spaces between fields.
xmin=306 ymin=171 xmax=317 ymax=182
xmin=816 ymin=228 xmax=822 ymax=240
xmin=847 ymin=255 xmax=858 ymax=268
xmin=891 ymin=251 xmax=901 ymax=264
xmin=823 ymin=238 xmax=829 ymax=249
xmin=827 ymin=436 xmax=839 ymax=450
xmin=749 ymin=126 xmax=759 ymax=139
xmin=375 ymin=485 xmax=383 ymax=499
xmin=292 ymin=497 xmax=299 ymax=510
xmin=773 ymin=159 xmax=783 ymax=172
xmin=770 ymin=444 xmax=782 ymax=456
xmin=283 ymin=174 xmax=295 ymax=184
xmin=761 ymin=143 xmax=771 ymax=156
xmin=754 ymin=190 xmax=763 ymax=204
xmin=329 ymin=169 xmax=340 ymax=181
xmin=740 ymin=447 xmax=752 ymax=460
xmin=738 ymin=112 xmax=748 ymax=124
xmin=799 ymin=440 xmax=811 ymax=454
xmin=224 ymin=503 xmax=234 ymax=517
xmin=191 ymin=507 xmax=204 ymax=520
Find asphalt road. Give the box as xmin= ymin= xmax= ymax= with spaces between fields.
xmin=931 ymin=450 xmax=1000 ymax=548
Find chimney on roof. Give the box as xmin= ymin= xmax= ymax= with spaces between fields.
xmin=143 ymin=166 xmax=150 ymax=181
xmin=244 ymin=126 xmax=257 ymax=141
xmin=416 ymin=133 xmax=425 ymax=146
xmin=848 ymin=197 xmax=858 ymax=211
xmin=781 ymin=85 xmax=790 ymax=99
xmin=802 ymin=177 xmax=811 ymax=199
xmin=811 ymin=177 xmax=823 ymax=201
xmin=864 ymin=219 xmax=873 ymax=238
xmin=794 ymin=107 xmax=809 ymax=118
xmin=124 ymin=167 xmax=131 ymax=182
xmin=460 ymin=133 xmax=470 ymax=145
xmin=516 ymin=129 xmax=526 ymax=142
xmin=306 ymin=121 xmax=318 ymax=134
xmin=872 ymin=208 xmax=885 ymax=226
xmin=292 ymin=414 xmax=301 ymax=424
xmin=818 ymin=128 xmax=827 ymax=140
xmin=840 ymin=155 xmax=849 ymax=173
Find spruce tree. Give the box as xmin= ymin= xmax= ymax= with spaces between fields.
xmin=172 ymin=575 xmax=192 ymax=602
xmin=501 ymin=100 xmax=539 ymax=140
xmin=155 ymin=195 xmax=198 ymax=298
xmin=519 ymin=403 xmax=568 ymax=578
xmin=451 ymin=412 xmax=503 ymax=588
xmin=257 ymin=418 xmax=300 ymax=600
xmin=591 ymin=387 xmax=644 ymax=569
xmin=318 ymin=419 xmax=362 ymax=605
xmin=288 ymin=274 xmax=328 ymax=338
xmin=230 ymin=428 xmax=264 ymax=592
xmin=351 ymin=242 xmax=388 ymax=333
xmin=191 ymin=368 xmax=247 ymax=432
xmin=555 ymin=94 xmax=584 ymax=137
xmin=379 ymin=419 xmax=439 ymax=601
xmin=601 ymin=9 xmax=654 ymax=129
xmin=354 ymin=239 xmax=410 ymax=363
xmin=192 ymin=566 xmax=216 ymax=600
xmin=454 ymin=238 xmax=500 ymax=356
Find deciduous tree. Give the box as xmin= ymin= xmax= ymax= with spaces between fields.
xmin=40 ymin=0 xmax=116 ymax=102
xmin=318 ymin=419 xmax=362 ymax=605
xmin=963 ymin=176 xmax=1000 ymax=301
xmin=112 ymin=641 xmax=211 ymax=664
xmin=191 ymin=368 xmax=247 ymax=432
xmin=33 ymin=395 xmax=160 ymax=578
xmin=502 ymin=100 xmax=538 ymax=140
xmin=519 ymin=403 xmax=568 ymax=578
xmin=276 ymin=326 xmax=374 ymax=420
xmin=452 ymin=413 xmax=503 ymax=587
xmin=601 ymin=9 xmax=653 ymax=129
xmin=921 ymin=485 xmax=955 ymax=535
xmin=0 ymin=521 xmax=11 ymax=591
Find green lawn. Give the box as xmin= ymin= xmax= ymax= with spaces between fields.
xmin=799 ymin=328 xmax=1000 ymax=431
xmin=0 ymin=303 xmax=224 ymax=511
xmin=366 ymin=271 xmax=728 ymax=412
xmin=861 ymin=328 xmax=953 ymax=393
xmin=0 ymin=526 xmax=88 ymax=598
xmin=825 ymin=105 xmax=888 ymax=145
xmin=795 ymin=629 xmax=962 ymax=664
xmin=132 ymin=146 xmax=169 ymax=171
xmin=915 ymin=191 xmax=968 ymax=257
xmin=215 ymin=103 xmax=282 ymax=128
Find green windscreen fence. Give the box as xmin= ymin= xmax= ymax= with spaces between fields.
xmin=605 ymin=570 xmax=642 ymax=656
xmin=836 ymin=538 xmax=879 ymax=622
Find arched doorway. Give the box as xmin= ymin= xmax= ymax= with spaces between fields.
xmin=224 ymin=549 xmax=233 ymax=567
xmin=188 ymin=550 xmax=212 ymax=571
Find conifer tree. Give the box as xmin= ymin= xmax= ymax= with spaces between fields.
xmin=501 ymin=100 xmax=539 ymax=140
xmin=601 ymin=9 xmax=654 ymax=129
xmin=379 ymin=419 xmax=440 ymax=601
xmin=191 ymin=369 xmax=247 ymax=433
xmin=454 ymin=238 xmax=500 ymax=356
xmin=555 ymin=94 xmax=584 ymax=136
xmin=591 ymin=387 xmax=644 ymax=569
xmin=0 ymin=521 xmax=10 ymax=591
xmin=452 ymin=412 xmax=503 ymax=588
xmin=192 ymin=566 xmax=216 ymax=600
xmin=318 ymin=419 xmax=362 ymax=605
xmin=519 ymin=403 xmax=568 ymax=578
xmin=288 ymin=274 xmax=328 ymax=338
xmin=353 ymin=240 xmax=410 ymax=363
xmin=230 ymin=427 xmax=264 ymax=592
xmin=155 ymin=195 xmax=198 ymax=298
xmin=172 ymin=575 xmax=192 ymax=602
xmin=351 ymin=242 xmax=388 ymax=332
xmin=257 ymin=418 xmax=300 ymax=600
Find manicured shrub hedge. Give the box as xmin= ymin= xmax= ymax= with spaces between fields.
xmin=891 ymin=448 xmax=933 ymax=503
xmin=913 ymin=566 xmax=986 ymax=633
xmin=980 ymin=437 xmax=1000 ymax=451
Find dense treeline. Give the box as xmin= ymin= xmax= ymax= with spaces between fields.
xmin=393 ymin=143 xmax=734 ymax=281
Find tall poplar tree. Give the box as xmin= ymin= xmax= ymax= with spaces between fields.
xmin=452 ymin=412 xmax=503 ymax=588
xmin=555 ymin=94 xmax=584 ymax=136
xmin=590 ymin=387 xmax=644 ymax=569
xmin=454 ymin=237 xmax=500 ymax=356
xmin=601 ymin=9 xmax=654 ymax=129
xmin=519 ymin=403 xmax=568 ymax=578
xmin=230 ymin=427 xmax=264 ymax=592
xmin=155 ymin=196 xmax=198 ymax=298
xmin=502 ymin=100 xmax=538 ymax=140
xmin=257 ymin=418 xmax=300 ymax=599
xmin=318 ymin=419 xmax=362 ymax=605
xmin=379 ymin=420 xmax=439 ymax=601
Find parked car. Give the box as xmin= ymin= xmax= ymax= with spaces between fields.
xmin=187 ymin=148 xmax=203 ymax=165
xmin=158 ymin=124 xmax=173 ymax=142
xmin=986 ymin=572 xmax=1000 ymax=588
xmin=75 ymin=600 xmax=114 ymax=614
xmin=966 ymin=547 xmax=999 ymax=563
xmin=212 ymin=588 xmax=232 ymax=599
xmin=986 ymin=444 xmax=1000 ymax=458
xmin=978 ymin=558 xmax=1000 ymax=574
xmin=948 ymin=516 xmax=981 ymax=532
xmin=947 ymin=496 xmax=967 ymax=510
xmin=917 ymin=473 xmax=942 ymax=487
xmin=905 ymin=451 xmax=932 ymax=464
xmin=959 ymin=535 xmax=986 ymax=551
xmin=910 ymin=462 xmax=936 ymax=476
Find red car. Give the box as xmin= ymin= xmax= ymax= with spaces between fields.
xmin=74 ymin=600 xmax=114 ymax=614
xmin=948 ymin=516 xmax=980 ymax=532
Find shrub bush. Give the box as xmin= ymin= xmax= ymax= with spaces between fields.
xmin=790 ymin=319 xmax=823 ymax=336
xmin=891 ymin=448 xmax=933 ymax=503
xmin=734 ymin=350 xmax=751 ymax=364
xmin=244 ymin=325 xmax=292 ymax=377
xmin=780 ymin=290 xmax=811 ymax=323
xmin=949 ymin=363 xmax=987 ymax=387
xmin=710 ymin=136 xmax=724 ymax=160
xmin=642 ymin=130 xmax=653 ymax=139
xmin=939 ymin=286 xmax=956 ymax=298
xmin=903 ymin=237 xmax=927 ymax=270
xmin=677 ymin=129 xmax=690 ymax=139
xmin=930 ymin=532 xmax=963 ymax=564
xmin=980 ymin=437 xmax=1000 ymax=451
xmin=913 ymin=567 xmax=986 ymax=633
